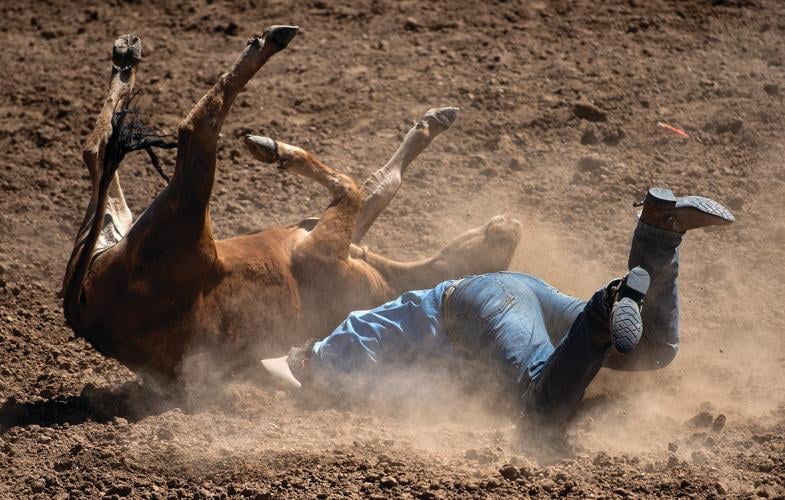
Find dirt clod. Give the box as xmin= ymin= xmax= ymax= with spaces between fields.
xmin=573 ymin=101 xmax=608 ymax=122
xmin=500 ymin=464 xmax=520 ymax=480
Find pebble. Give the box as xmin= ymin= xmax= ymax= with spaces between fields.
xmin=711 ymin=414 xmax=727 ymax=432
xmin=573 ymin=101 xmax=608 ymax=122
xmin=379 ymin=476 xmax=398 ymax=488
xmin=31 ymin=479 xmax=46 ymax=493
xmin=404 ymin=18 xmax=422 ymax=32
xmin=106 ymin=484 xmax=132 ymax=497
xmin=508 ymin=158 xmax=524 ymax=171
xmin=687 ymin=411 xmax=714 ymax=428
xmin=499 ymin=464 xmax=519 ymax=480
xmin=707 ymin=116 xmax=744 ymax=134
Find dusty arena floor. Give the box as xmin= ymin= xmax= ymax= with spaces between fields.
xmin=2 ymin=0 xmax=785 ymax=498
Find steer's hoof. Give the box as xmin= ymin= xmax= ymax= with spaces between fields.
xmin=112 ymin=34 xmax=142 ymax=69
xmin=484 ymin=215 xmax=522 ymax=245
xmin=423 ymin=107 xmax=460 ymax=130
xmin=264 ymin=25 xmax=299 ymax=49
xmin=244 ymin=135 xmax=279 ymax=163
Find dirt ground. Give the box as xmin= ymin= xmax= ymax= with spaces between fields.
xmin=2 ymin=0 xmax=785 ymax=498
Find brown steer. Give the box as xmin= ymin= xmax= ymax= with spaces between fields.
xmin=62 ymin=27 xmax=522 ymax=383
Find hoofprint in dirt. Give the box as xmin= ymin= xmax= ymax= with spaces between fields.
xmin=1 ymin=0 xmax=785 ymax=498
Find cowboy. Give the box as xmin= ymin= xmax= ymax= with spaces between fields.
xmin=262 ymin=188 xmax=734 ymax=425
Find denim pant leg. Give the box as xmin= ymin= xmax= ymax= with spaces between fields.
xmin=445 ymin=273 xmax=612 ymax=425
xmin=512 ymin=274 xmax=586 ymax=345
xmin=524 ymin=288 xmax=612 ymax=424
xmin=605 ymin=221 xmax=683 ymax=371
xmin=444 ymin=274 xmax=555 ymax=389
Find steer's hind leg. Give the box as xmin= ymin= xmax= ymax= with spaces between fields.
xmin=244 ymin=136 xmax=362 ymax=261
xmin=352 ymin=215 xmax=523 ymax=294
xmin=353 ymin=107 xmax=459 ymax=243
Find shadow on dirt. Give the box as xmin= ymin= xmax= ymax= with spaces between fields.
xmin=0 ymin=381 xmax=178 ymax=434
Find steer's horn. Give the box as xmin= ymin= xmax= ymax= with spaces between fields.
xmin=260 ymin=356 xmax=302 ymax=389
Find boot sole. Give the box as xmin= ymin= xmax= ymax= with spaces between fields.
xmin=647 ymin=188 xmax=735 ymax=230
xmin=611 ymin=267 xmax=650 ymax=353
xmin=676 ymin=196 xmax=735 ymax=225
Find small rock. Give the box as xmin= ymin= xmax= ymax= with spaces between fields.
xmin=404 ymin=17 xmax=422 ymax=32
xmin=224 ymin=21 xmax=239 ymax=36
xmin=106 ymin=484 xmax=132 ymax=497
xmin=711 ymin=414 xmax=727 ymax=432
xmin=499 ymin=464 xmax=519 ymax=480
xmin=687 ymin=411 xmax=714 ymax=428
xmin=668 ymin=442 xmax=679 ymax=452
xmin=508 ymin=158 xmax=524 ymax=171
xmin=707 ymin=116 xmax=744 ymax=135
xmin=379 ymin=476 xmax=398 ymax=488
xmin=666 ymin=454 xmax=680 ymax=470
xmin=764 ymin=83 xmax=780 ymax=96
xmin=714 ymin=481 xmax=727 ymax=495
xmin=509 ymin=456 xmax=536 ymax=477
xmin=31 ymin=479 xmax=46 ymax=493
xmin=573 ymin=101 xmax=608 ymax=122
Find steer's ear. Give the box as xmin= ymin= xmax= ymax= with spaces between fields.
xmin=261 ymin=356 xmax=302 ymax=389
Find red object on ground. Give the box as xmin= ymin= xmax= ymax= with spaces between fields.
xmin=657 ymin=121 xmax=690 ymax=138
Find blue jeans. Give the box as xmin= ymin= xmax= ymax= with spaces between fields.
xmin=442 ymin=221 xmax=683 ymax=423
